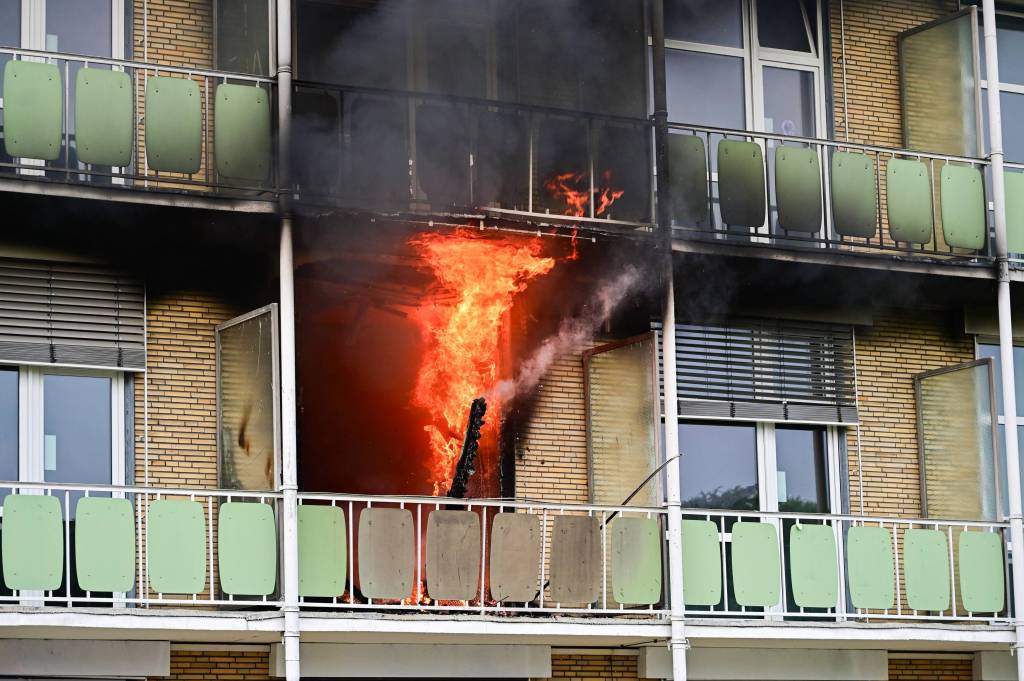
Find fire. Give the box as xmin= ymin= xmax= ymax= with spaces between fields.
xmin=411 ymin=230 xmax=555 ymax=495
xmin=544 ymin=170 xmax=624 ymax=259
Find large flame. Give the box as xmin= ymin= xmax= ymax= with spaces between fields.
xmin=411 ymin=230 xmax=555 ymax=495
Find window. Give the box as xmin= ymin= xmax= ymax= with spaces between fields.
xmin=978 ymin=12 xmax=1024 ymax=162
xmin=978 ymin=342 xmax=1024 ymax=517
xmin=215 ymin=0 xmax=273 ymax=76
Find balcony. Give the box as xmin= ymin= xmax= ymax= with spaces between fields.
xmin=0 ymin=47 xmax=278 ymax=211
xmin=0 ymin=480 xmax=1011 ymax=636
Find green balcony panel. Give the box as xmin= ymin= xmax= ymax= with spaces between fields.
xmin=489 ymin=513 xmax=540 ymax=603
xmin=358 ymin=507 xmax=414 ymax=600
xmin=145 ymin=76 xmax=201 ymax=174
xmin=1 ymin=494 xmax=63 ymax=591
xmin=214 ymin=83 xmax=271 ymax=182
xmin=147 ymin=499 xmax=206 ymax=594
xmin=425 ymin=510 xmax=481 ymax=601
xmin=1005 ymin=172 xmax=1024 ymax=254
xmin=940 ymin=164 xmax=985 ymax=250
xmin=886 ymin=158 xmax=934 ymax=244
xmin=2 ymin=60 xmax=62 ymax=161
xmin=298 ymin=505 xmax=347 ymax=598
xmin=831 ymin=152 xmax=878 ymax=238
xmin=788 ymin=523 xmax=838 ymax=608
xmin=218 ymin=502 xmax=277 ymax=596
xmin=669 ymin=134 xmax=709 ymax=227
xmin=75 ymin=497 xmax=135 ymax=593
xmin=904 ymin=528 xmax=950 ymax=612
xmin=718 ymin=140 xmax=766 ymax=227
xmin=550 ymin=515 xmax=600 ymax=604
xmin=775 ymin=145 xmax=822 ymax=233
xmin=611 ymin=517 xmax=662 ymax=605
xmin=958 ymin=530 xmax=1005 ymax=613
xmin=847 ymin=526 xmax=894 ymax=609
xmin=682 ymin=519 xmax=721 ymax=606
xmin=75 ymin=68 xmax=133 ymax=167
xmin=731 ymin=521 xmax=780 ymax=607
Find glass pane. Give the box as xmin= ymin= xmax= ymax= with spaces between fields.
xmin=757 ymin=0 xmax=812 ymax=52
xmin=762 ymin=67 xmax=815 ymax=137
xmin=45 ymin=0 xmax=112 ymax=57
xmin=43 ymin=374 xmax=112 ymax=516
xmin=216 ymin=0 xmax=270 ymax=75
xmin=0 ymin=368 xmax=16 ymax=485
xmin=679 ymin=422 xmax=758 ymax=509
xmin=978 ymin=343 xmax=1024 ymax=417
xmin=918 ymin=363 xmax=998 ymax=521
xmin=900 ymin=12 xmax=979 ymax=157
xmin=775 ymin=426 xmax=829 ymax=513
xmin=997 ymin=424 xmax=1024 ymax=519
xmin=667 ymin=50 xmax=746 ymax=129
xmin=980 ymin=16 xmax=1024 ymax=87
xmin=218 ymin=309 xmax=277 ymax=490
xmin=665 ymin=0 xmax=743 ymax=48
xmin=982 ymin=91 xmax=1024 ymax=163
xmin=0 ymin=0 xmax=20 ymax=101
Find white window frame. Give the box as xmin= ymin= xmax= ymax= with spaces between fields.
xmin=978 ymin=8 xmax=1024 ymax=162
xmin=19 ymin=0 xmax=125 ymax=59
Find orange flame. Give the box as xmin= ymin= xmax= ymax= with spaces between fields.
xmin=544 ymin=170 xmax=625 ymax=260
xmin=411 ymin=230 xmax=555 ymax=495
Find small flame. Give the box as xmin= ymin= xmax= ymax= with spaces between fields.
xmin=411 ymin=230 xmax=555 ymax=495
xmin=544 ymin=170 xmax=624 ymax=260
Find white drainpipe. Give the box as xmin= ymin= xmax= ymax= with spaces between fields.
xmin=276 ymin=0 xmax=299 ymax=677
xmin=982 ymin=0 xmax=1024 ymax=673
xmin=661 ymin=274 xmax=688 ymax=681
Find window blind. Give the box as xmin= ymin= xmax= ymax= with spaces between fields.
xmin=0 ymin=258 xmax=145 ymax=370
xmin=657 ymin=317 xmax=858 ymax=424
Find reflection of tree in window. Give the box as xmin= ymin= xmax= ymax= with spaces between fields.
xmin=679 ymin=422 xmax=759 ymax=510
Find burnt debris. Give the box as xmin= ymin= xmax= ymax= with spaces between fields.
xmin=447 ymin=397 xmax=487 ymax=499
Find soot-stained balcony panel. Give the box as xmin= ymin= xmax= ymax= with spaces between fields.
xmin=425 ymin=510 xmax=481 ymax=601
xmin=415 ymin=103 xmax=470 ymax=207
xmin=75 ymin=67 xmax=133 ymax=167
xmin=2 ymin=60 xmax=63 ymax=161
xmin=214 ymin=83 xmax=271 ymax=183
xmin=145 ymin=76 xmax=202 ymax=174
xmin=357 ymin=507 xmax=414 ymax=600
xmin=488 ymin=513 xmax=541 ymax=603
xmin=717 ymin=140 xmax=766 ymax=228
xmin=775 ymin=145 xmax=822 ymax=233
xmin=549 ymin=515 xmax=600 ymax=604
xmin=669 ymin=134 xmax=710 ymax=228
xmin=830 ymin=152 xmax=877 ymax=238
xmin=475 ymin=110 xmax=529 ymax=210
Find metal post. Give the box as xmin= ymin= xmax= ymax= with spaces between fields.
xmin=983 ymin=1 xmax=1024 ymax=672
xmin=276 ymin=0 xmax=299 ymax=677
xmin=650 ymin=0 xmax=672 ymax=230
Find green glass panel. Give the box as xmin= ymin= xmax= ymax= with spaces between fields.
xmin=75 ymin=497 xmax=135 ymax=593
xmin=718 ymin=139 xmax=766 ymax=227
xmin=75 ymin=68 xmax=133 ymax=167
xmin=147 ymin=499 xmax=206 ymax=594
xmin=958 ymin=530 xmax=1005 ymax=613
xmin=681 ymin=519 xmax=721 ymax=606
xmin=831 ymin=151 xmax=878 ymax=238
xmin=939 ymin=164 xmax=985 ymax=250
xmin=775 ymin=145 xmax=822 ymax=233
xmin=218 ymin=502 xmax=277 ymax=596
xmin=846 ymin=526 xmax=894 ymax=609
xmin=731 ymin=521 xmax=780 ymax=607
xmin=358 ymin=508 xmax=414 ymax=600
xmin=426 ymin=510 xmax=481 ymax=601
xmin=2 ymin=60 xmax=63 ymax=161
xmin=903 ymin=528 xmax=950 ymax=612
xmin=669 ymin=133 xmax=709 ymax=227
xmin=788 ymin=523 xmax=838 ymax=608
xmin=145 ymin=76 xmax=201 ymax=174
xmin=611 ymin=517 xmax=662 ymax=605
xmin=886 ymin=158 xmax=934 ymax=244
xmin=298 ymin=505 xmax=347 ymax=598
xmin=1 ymin=494 xmax=63 ymax=591
xmin=214 ymin=83 xmax=271 ymax=182
xmin=1005 ymin=172 xmax=1024 ymax=254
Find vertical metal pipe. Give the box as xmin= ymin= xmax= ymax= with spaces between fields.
xmin=651 ymin=0 xmax=672 ymax=230
xmin=983 ymin=1 xmax=1024 ymax=668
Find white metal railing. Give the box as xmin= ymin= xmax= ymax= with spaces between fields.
xmin=0 ymin=46 xmax=278 ymax=195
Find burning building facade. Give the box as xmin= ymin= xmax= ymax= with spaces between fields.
xmin=1 ymin=1 xmax=1024 ymax=681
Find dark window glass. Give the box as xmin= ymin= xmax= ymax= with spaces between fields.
xmin=775 ymin=425 xmax=829 ymax=513
xmin=0 ymin=0 xmax=20 ymax=103
xmin=665 ymin=0 xmax=743 ymax=48
xmin=666 ymin=50 xmax=745 ymax=130
xmin=757 ymin=0 xmax=814 ymax=52
xmin=45 ymin=0 xmax=112 ymax=57
xmin=679 ymin=422 xmax=758 ymax=509
xmin=0 ymin=368 xmax=16 ymax=486
xmin=980 ymin=16 xmax=1024 ymax=86
xmin=978 ymin=343 xmax=1024 ymax=417
xmin=216 ymin=0 xmax=270 ymax=76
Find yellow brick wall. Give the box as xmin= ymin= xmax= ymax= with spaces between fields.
xmin=134 ymin=291 xmax=241 ymax=488
xmin=536 ymin=654 xmax=637 ymax=681
xmin=829 ymin=0 xmax=957 ymax=147
xmin=848 ymin=309 xmax=974 ymax=517
xmin=134 ymin=0 xmax=213 ymax=68
xmin=888 ymin=656 xmax=973 ymax=680
xmin=152 ymin=649 xmax=270 ymax=681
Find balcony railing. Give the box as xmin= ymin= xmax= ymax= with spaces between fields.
xmin=666 ymin=122 xmax=1001 ymax=264
xmin=0 ymin=480 xmax=1012 ymax=627
xmin=0 ymin=47 xmax=277 ymax=196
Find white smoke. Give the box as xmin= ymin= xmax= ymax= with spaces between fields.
xmin=489 ymin=265 xmax=643 ymax=401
